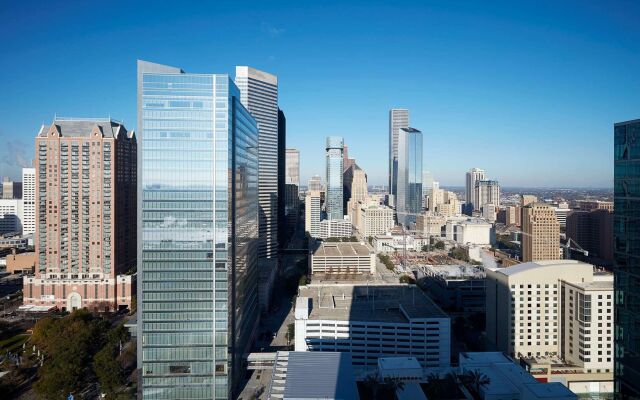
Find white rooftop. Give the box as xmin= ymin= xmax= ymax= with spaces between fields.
xmin=496 ymin=260 xmax=592 ymax=276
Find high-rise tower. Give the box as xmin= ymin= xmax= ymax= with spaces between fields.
xmin=235 ymin=66 xmax=279 ymax=259
xmin=465 ymin=168 xmax=485 ymax=214
xmin=325 ymin=136 xmax=344 ymax=220
xmin=614 ymin=119 xmax=640 ymax=397
xmin=21 ymin=167 xmax=36 ymax=235
xmin=138 ymin=60 xmax=259 ymax=399
xmin=396 ymin=127 xmax=423 ymax=226
xmin=521 ymin=203 xmax=561 ymax=262
xmin=22 ymin=118 xmax=136 ymax=311
xmin=389 ymin=109 xmax=409 ymax=206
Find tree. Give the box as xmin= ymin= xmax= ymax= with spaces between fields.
xmin=94 ymin=345 xmax=124 ymax=395
xmin=433 ymin=241 xmax=445 ymax=250
xmin=421 ymin=244 xmax=429 ymax=252
xmin=463 ymin=369 xmax=491 ymax=395
xmin=383 ymin=377 xmax=405 ymax=393
xmin=450 ymin=247 xmax=469 ymax=262
xmin=362 ymin=373 xmax=382 ymax=399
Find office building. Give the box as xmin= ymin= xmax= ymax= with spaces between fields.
xmin=372 ymin=232 xmax=429 ymax=253
xmin=416 ymin=265 xmax=486 ymax=314
xmin=566 ymin=209 xmax=613 ymax=263
xmin=445 ymin=218 xmax=495 ymax=246
xmin=0 ymin=199 xmax=21 ymax=234
xmin=138 ymin=61 xmax=259 ymax=399
xmin=325 ymin=136 xmax=344 ymax=220
xmin=614 ymin=119 xmax=640 ymax=397
xmin=21 ymin=167 xmax=36 ymax=235
xmin=304 ymin=190 xmax=321 ymax=238
xmin=294 ymin=284 xmax=450 ymax=373
xmin=416 ymin=212 xmax=446 ymax=236
xmin=522 ymin=203 xmax=561 ymax=262
xmin=342 ymin=144 xmax=355 ymax=173
xmin=235 ymin=66 xmax=279 ymax=259
xmin=277 ymin=109 xmax=287 ymax=249
xmin=388 ymin=109 xmax=409 ymax=206
xmin=310 ymin=242 xmax=375 ymax=275
xmin=486 ymin=260 xmax=612 ymax=362
xmin=482 ymin=203 xmax=497 ymax=222
xmin=22 ymin=117 xmax=136 ymax=312
xmin=2 ymin=177 xmax=22 ymax=199
xmin=308 ymin=175 xmax=322 ymax=192
xmin=285 ymin=148 xmax=300 ymax=234
xmin=354 ymin=202 xmax=394 ymax=237
xmin=396 ymin=127 xmax=423 ymax=226
xmin=318 ymin=218 xmax=352 ymax=239
xmin=577 ymin=200 xmax=614 ymax=212
xmin=475 ymin=180 xmax=500 ymax=212
xmin=465 ymin=168 xmax=485 ymax=214
xmin=506 ymin=205 xmax=521 ymax=227
xmin=554 ymin=205 xmax=571 ymax=228
xmin=343 ymin=164 xmax=368 ymax=213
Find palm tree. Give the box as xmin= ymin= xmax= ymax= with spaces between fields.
xmin=464 ymin=369 xmax=491 ymax=395
xmin=384 ymin=377 xmax=405 ymax=395
xmin=424 ymin=372 xmax=443 ymax=399
xmin=362 ymin=372 xmax=382 ymax=399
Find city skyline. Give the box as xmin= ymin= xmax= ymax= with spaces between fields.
xmin=2 ymin=1 xmax=639 ymax=188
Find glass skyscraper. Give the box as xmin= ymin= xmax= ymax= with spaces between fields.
xmin=389 ymin=109 xmax=409 ymax=206
xmin=614 ymin=119 xmax=640 ymax=397
xmin=396 ymin=127 xmax=423 ymax=227
xmin=325 ymin=136 xmax=344 ymax=220
xmin=137 ymin=60 xmax=259 ymax=399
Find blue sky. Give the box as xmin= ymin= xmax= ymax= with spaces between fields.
xmin=1 ymin=0 xmax=638 ymax=187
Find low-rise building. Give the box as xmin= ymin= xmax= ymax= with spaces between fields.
xmin=318 ymin=218 xmax=352 ymax=239
xmin=459 ymin=352 xmax=576 ymax=400
xmin=416 ymin=213 xmax=446 ymax=237
xmin=310 ymin=242 xmax=375 ymax=275
xmin=415 ymin=264 xmax=485 ymax=314
xmin=445 ymin=218 xmax=495 ymax=246
xmin=372 ymin=232 xmax=429 ymax=253
xmin=267 ymin=351 xmax=360 ymax=400
xmin=294 ymin=284 xmax=451 ymax=373
xmin=5 ymin=251 xmax=36 ymax=274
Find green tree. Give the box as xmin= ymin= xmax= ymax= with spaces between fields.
xmin=433 ymin=241 xmax=445 ymax=250
xmin=94 ymin=345 xmax=124 ymax=395
xmin=450 ymin=247 xmax=469 ymax=262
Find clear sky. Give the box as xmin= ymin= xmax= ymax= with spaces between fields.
xmin=1 ymin=0 xmax=638 ymax=188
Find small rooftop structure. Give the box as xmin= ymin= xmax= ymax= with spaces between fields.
xmin=378 ymin=357 xmax=423 ymax=381
xmin=38 ymin=117 xmax=133 ymax=139
xmin=421 ymin=264 xmax=486 ymax=280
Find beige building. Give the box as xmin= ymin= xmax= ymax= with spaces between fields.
xmin=310 ymin=242 xmax=375 ymax=274
xmin=485 ymin=260 xmax=613 ymax=395
xmin=416 ymin=212 xmax=446 ymax=236
xmin=486 ymin=260 xmax=612 ymax=361
xmin=521 ymin=194 xmax=538 ymax=207
xmin=22 ymin=118 xmax=136 ymax=312
xmin=6 ymin=251 xmax=36 ymax=274
xmin=506 ymin=205 xmax=521 ymax=227
xmin=353 ymin=201 xmax=394 ymax=237
xmin=522 ymin=203 xmax=560 ymax=262
xmin=305 ymin=190 xmax=321 ymax=238
xmin=577 ymin=200 xmax=614 ymax=212
xmin=344 ymin=165 xmax=368 ymax=206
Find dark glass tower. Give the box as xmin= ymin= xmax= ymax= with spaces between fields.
xmin=614 ymin=119 xmax=640 ymax=398
xmin=277 ymin=109 xmax=286 ymax=248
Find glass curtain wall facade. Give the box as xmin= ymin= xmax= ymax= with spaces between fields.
xmin=614 ymin=119 xmax=640 ymax=397
xmin=388 ymin=109 xmax=409 ymax=206
xmin=396 ymin=127 xmax=423 ymax=227
xmin=325 ymin=136 xmax=344 ymax=221
xmin=137 ymin=61 xmax=259 ymax=400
